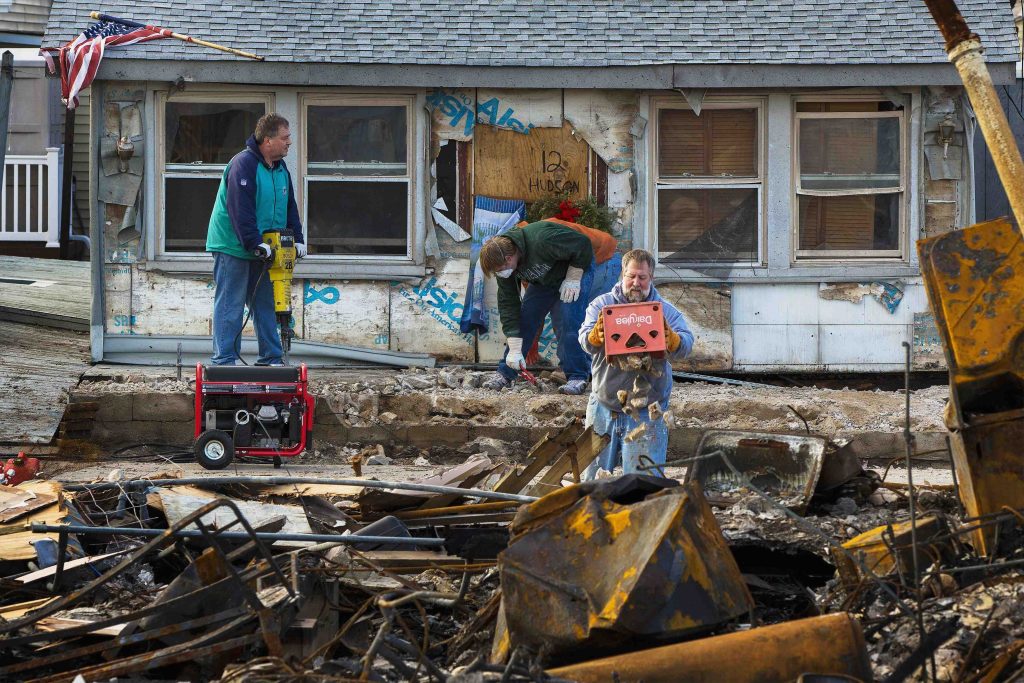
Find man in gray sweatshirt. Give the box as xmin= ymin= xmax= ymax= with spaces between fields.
xmin=578 ymin=249 xmax=694 ymax=479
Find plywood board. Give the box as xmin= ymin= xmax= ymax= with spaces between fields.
xmin=563 ymin=89 xmax=639 ymax=173
xmin=0 ymin=256 xmax=89 ymax=331
xmin=302 ymin=280 xmax=389 ymax=349
xmin=0 ymin=486 xmax=58 ymax=523
xmin=390 ymin=260 xmax=474 ymax=361
xmin=474 ymin=122 xmax=590 ymax=202
xmin=0 ymin=481 xmax=67 ymax=561
xmin=476 ymin=89 xmax=562 ymax=132
xmin=0 ymin=320 xmax=90 ymax=444
xmin=657 ymin=283 xmax=733 ymax=371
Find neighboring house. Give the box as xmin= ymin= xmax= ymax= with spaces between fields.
xmin=42 ymin=0 xmax=1018 ymax=371
xmin=1 ymin=0 xmax=90 ymax=257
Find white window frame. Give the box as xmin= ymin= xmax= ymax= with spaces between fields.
xmin=155 ymin=90 xmax=274 ymax=258
xmin=299 ymin=93 xmax=418 ymax=264
xmin=792 ymin=96 xmax=908 ymax=261
xmin=649 ymin=95 xmax=767 ymax=267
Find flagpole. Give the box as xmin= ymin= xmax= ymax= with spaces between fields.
xmin=88 ymin=11 xmax=264 ymax=61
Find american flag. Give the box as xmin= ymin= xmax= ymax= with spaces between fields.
xmin=41 ymin=20 xmax=168 ymax=109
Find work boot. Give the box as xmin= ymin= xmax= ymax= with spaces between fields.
xmin=559 ymin=378 xmax=588 ymax=395
xmin=482 ymin=372 xmax=512 ymax=391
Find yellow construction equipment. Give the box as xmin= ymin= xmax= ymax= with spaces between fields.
xmin=261 ymin=229 xmax=297 ymax=363
xmin=920 ymin=0 xmax=1024 ymax=555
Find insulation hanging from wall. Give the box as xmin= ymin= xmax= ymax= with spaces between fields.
xmin=563 ymin=89 xmax=639 ymax=173
xmin=426 ymin=88 xmax=476 ymax=141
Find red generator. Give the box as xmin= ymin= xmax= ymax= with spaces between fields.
xmin=193 ymin=363 xmax=315 ymax=470
xmin=602 ymin=302 xmax=667 ymax=357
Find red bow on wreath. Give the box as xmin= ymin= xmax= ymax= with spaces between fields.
xmin=555 ymin=200 xmax=581 ymax=222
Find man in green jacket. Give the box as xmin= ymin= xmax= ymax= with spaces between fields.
xmin=207 ymin=113 xmax=305 ymax=366
xmin=478 ymin=220 xmax=596 ymax=395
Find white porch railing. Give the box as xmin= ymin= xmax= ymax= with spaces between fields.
xmin=1 ymin=147 xmax=62 ymax=248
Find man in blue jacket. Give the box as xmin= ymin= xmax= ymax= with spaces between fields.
xmin=206 ymin=113 xmax=305 ymax=366
xmin=578 ymin=249 xmax=694 ymax=479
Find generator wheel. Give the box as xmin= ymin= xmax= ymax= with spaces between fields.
xmin=195 ymin=430 xmax=234 ymax=470
xmin=273 ymin=456 xmax=282 ymax=469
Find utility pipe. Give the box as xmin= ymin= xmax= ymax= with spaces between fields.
xmin=62 ymin=476 xmax=538 ymax=503
xmin=924 ymin=0 xmax=1024 ymax=234
xmin=30 ymin=523 xmax=446 ymax=547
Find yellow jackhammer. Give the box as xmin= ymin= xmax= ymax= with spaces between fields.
xmin=261 ymin=229 xmax=296 ymax=364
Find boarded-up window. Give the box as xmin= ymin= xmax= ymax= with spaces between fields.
xmin=795 ymin=101 xmax=904 ymax=258
xmin=655 ymin=103 xmax=762 ymax=263
xmin=162 ymin=99 xmax=268 ymax=252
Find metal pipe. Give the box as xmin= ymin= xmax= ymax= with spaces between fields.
xmin=61 ymin=476 xmax=538 ymax=503
xmin=924 ymin=0 xmax=1024 ymax=234
xmin=902 ymin=340 xmax=932 ymax=681
xmin=29 ymin=523 xmax=446 ymax=547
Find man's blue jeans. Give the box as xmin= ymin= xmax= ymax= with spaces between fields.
xmin=497 ymin=262 xmax=595 ymax=382
xmin=581 ymin=394 xmax=670 ymax=481
xmin=211 ymin=251 xmax=283 ymax=366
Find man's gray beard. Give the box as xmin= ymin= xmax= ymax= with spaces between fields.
xmin=625 ymin=288 xmax=647 ymax=303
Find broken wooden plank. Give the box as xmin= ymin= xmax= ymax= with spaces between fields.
xmin=355 ymin=550 xmax=491 ymax=571
xmin=526 ymin=427 xmax=609 ymax=497
xmin=0 ymin=596 xmax=56 ymax=620
xmin=0 ymin=486 xmax=58 ymax=523
xmin=492 ymin=422 xmax=581 ymax=495
xmin=35 ymin=616 xmax=125 ymax=637
xmin=16 ymin=549 xmax=131 ymax=584
xmin=360 ymin=455 xmax=493 ymax=511
xmin=0 ymin=480 xmax=67 ymax=561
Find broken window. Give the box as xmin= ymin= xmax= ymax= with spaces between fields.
xmin=795 ymin=100 xmax=905 ymax=259
xmin=160 ymin=97 xmax=268 ymax=253
xmin=655 ymin=103 xmax=763 ymax=264
xmin=302 ymin=96 xmax=411 ymax=256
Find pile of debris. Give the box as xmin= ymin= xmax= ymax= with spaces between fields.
xmin=0 ymin=414 xmax=1020 ymax=682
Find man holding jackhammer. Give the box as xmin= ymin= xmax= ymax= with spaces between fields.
xmin=478 ymin=219 xmax=617 ymax=395
xmin=578 ymin=249 xmax=694 ymax=479
xmin=206 ymin=113 xmax=306 ymax=366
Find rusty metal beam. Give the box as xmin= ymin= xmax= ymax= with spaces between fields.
xmin=0 ymin=608 xmax=249 ymax=678
xmin=0 ymin=499 xmax=290 ymax=644
xmin=924 ymin=0 xmax=1024 ymax=234
xmin=548 ymin=613 xmax=872 ymax=683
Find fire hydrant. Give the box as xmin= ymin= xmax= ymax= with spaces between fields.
xmin=0 ymin=453 xmax=40 ymax=486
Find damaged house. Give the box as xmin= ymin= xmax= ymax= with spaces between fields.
xmin=41 ymin=0 xmax=1018 ymax=371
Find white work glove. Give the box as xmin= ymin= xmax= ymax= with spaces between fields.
xmin=505 ymin=336 xmax=526 ymax=371
xmin=253 ymin=243 xmax=274 ymax=262
xmin=559 ymin=266 xmax=584 ymax=303
xmin=295 ymin=242 xmax=307 ymax=258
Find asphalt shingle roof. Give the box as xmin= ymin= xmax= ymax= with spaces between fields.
xmin=42 ymin=0 xmax=1020 ymax=66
